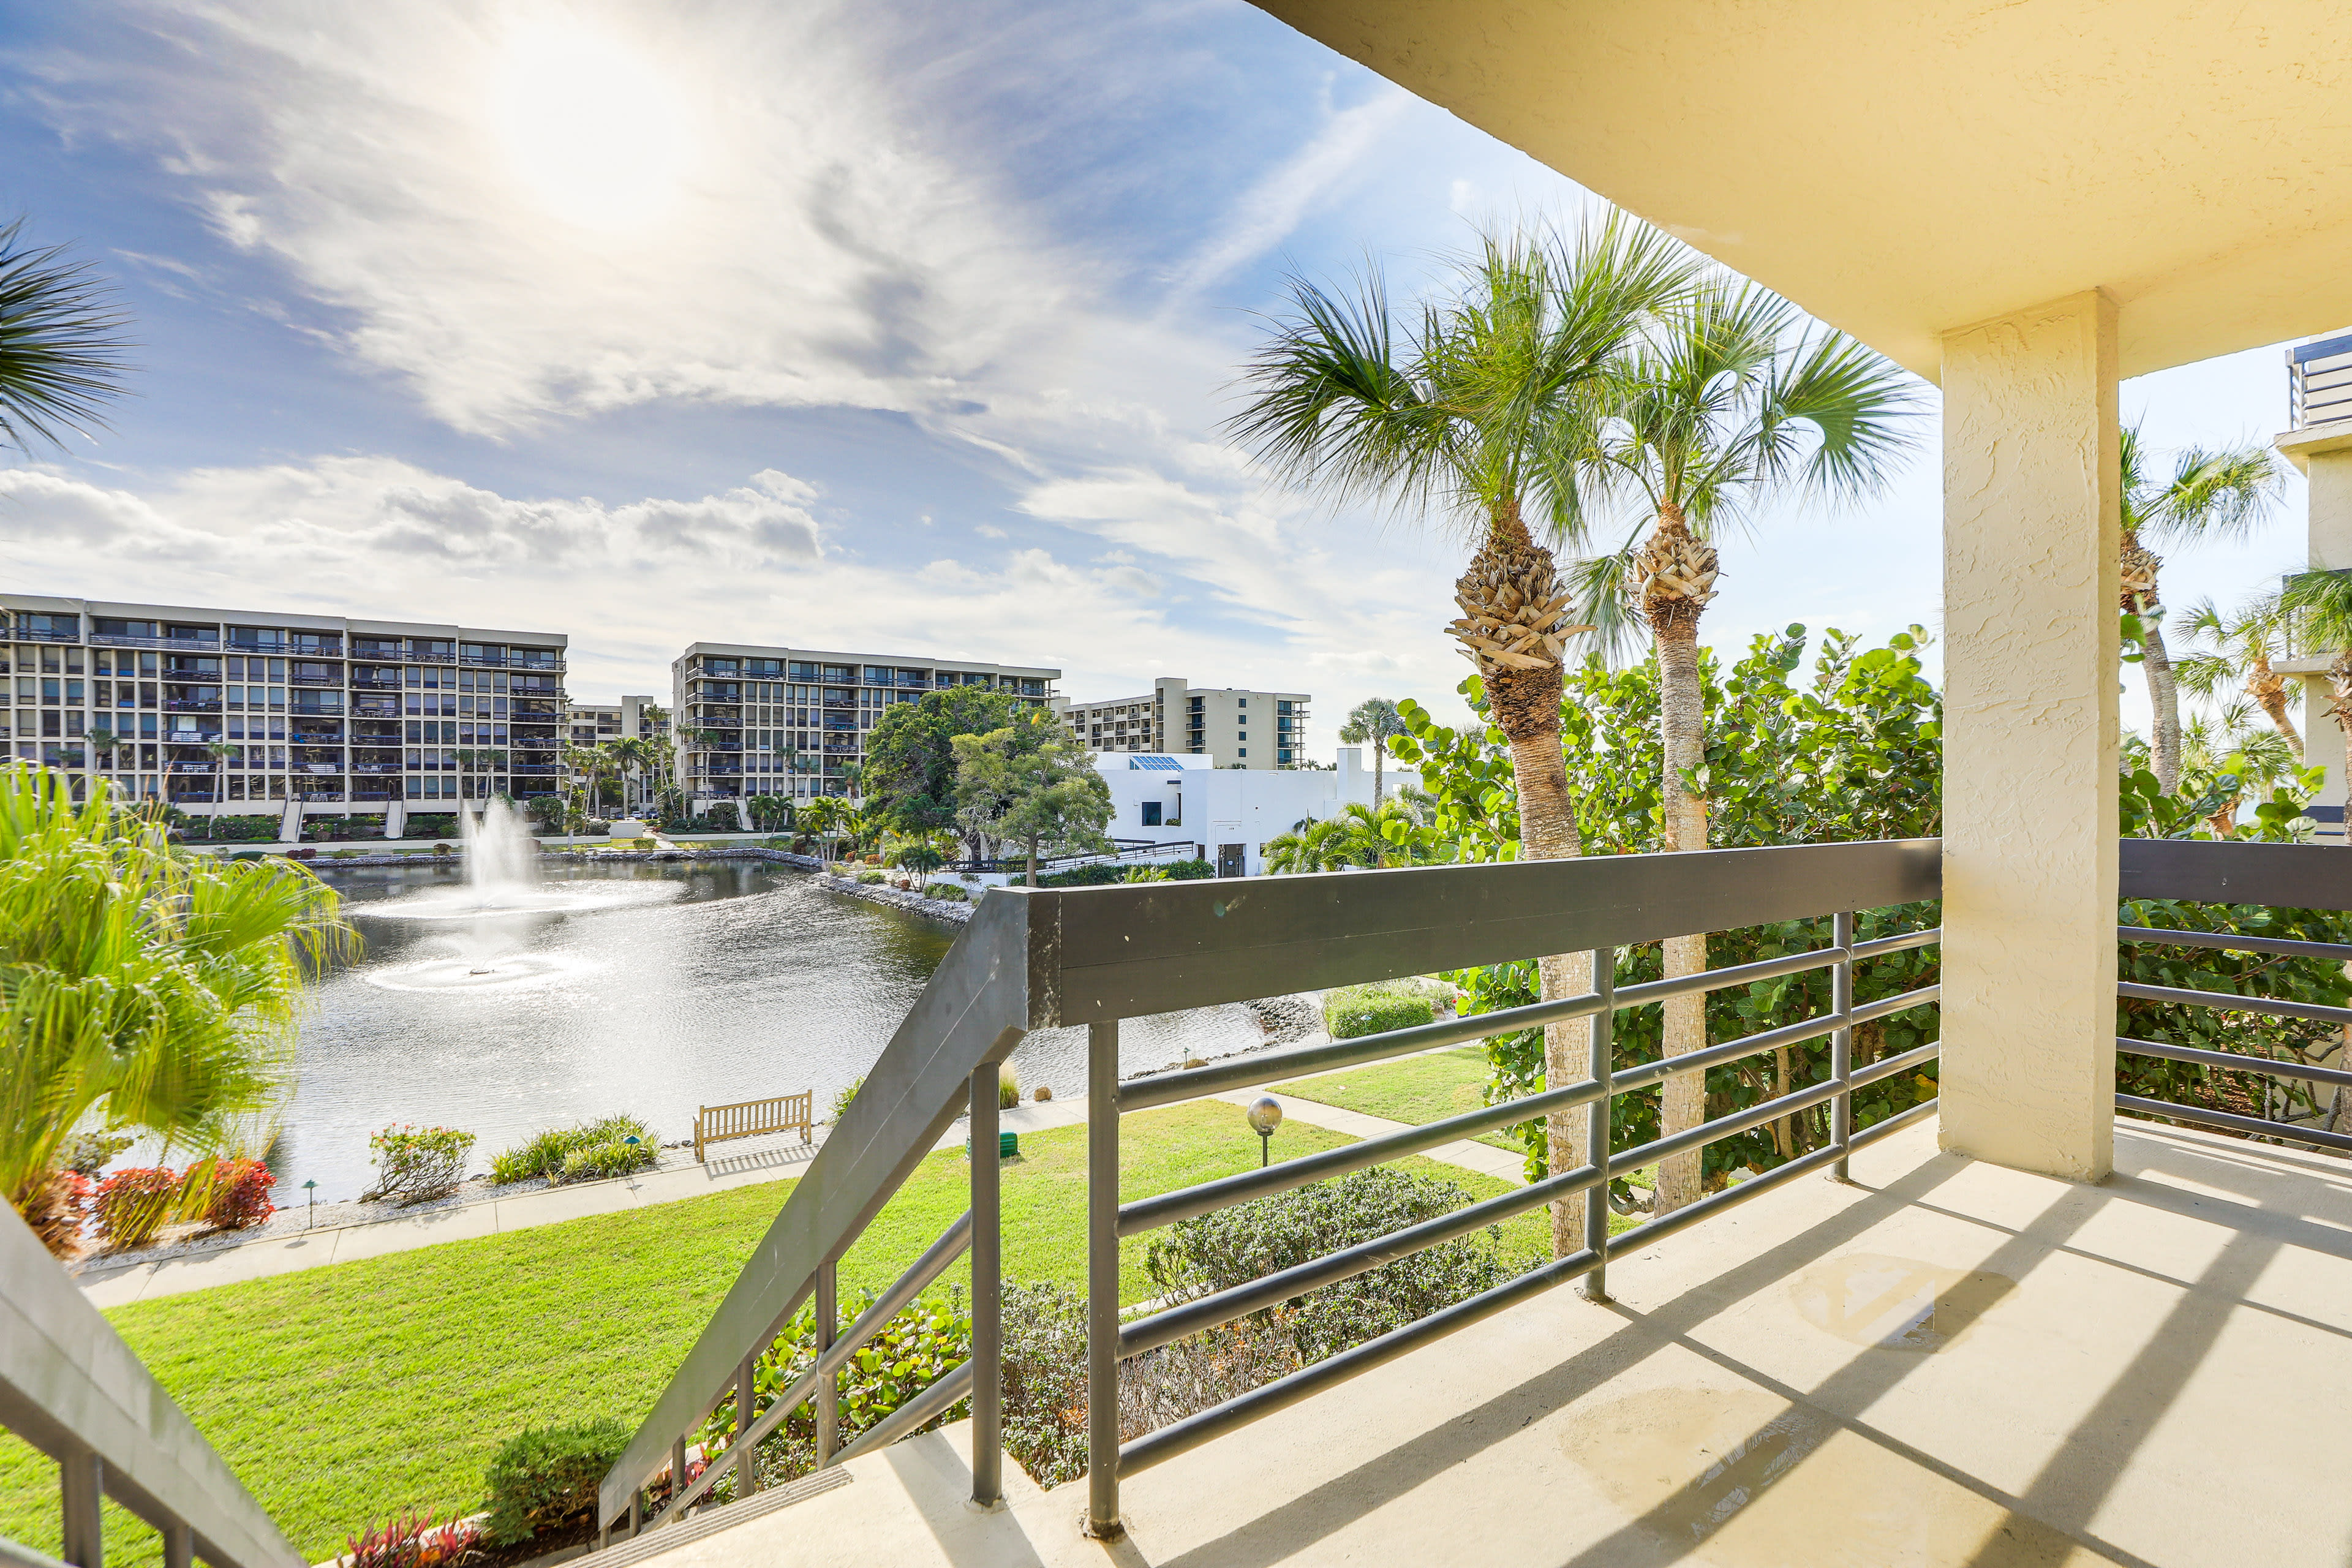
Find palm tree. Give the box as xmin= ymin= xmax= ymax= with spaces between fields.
xmin=1588 ymin=277 xmax=1919 ymax=1212
xmin=1337 ymin=698 xmax=1405 ymax=803
xmin=86 ymin=725 xmax=119 ymax=778
xmin=1229 ymin=216 xmax=1694 ymax=1256
xmin=0 ymin=217 xmax=133 ymax=456
xmin=2117 ymin=429 xmax=2285 ymax=793
xmin=797 ymin=794 xmax=850 ymax=860
xmin=1 ymin=764 xmax=355 ymax=1254
xmin=202 ymin=740 xmax=238 ymax=837
xmin=2178 ymin=594 xmax=2301 ymax=747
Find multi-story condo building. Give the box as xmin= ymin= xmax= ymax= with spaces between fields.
xmin=671 ymin=643 xmax=1058 ymax=807
xmin=567 ymin=701 xmax=623 ymax=746
xmin=564 ymin=695 xmax=667 ymax=808
xmin=1 ymin=594 xmax=566 ymax=836
xmin=1053 ymin=676 xmax=1311 ymax=769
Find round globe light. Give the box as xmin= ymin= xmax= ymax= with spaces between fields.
xmin=1246 ymin=1096 xmax=1284 ymax=1135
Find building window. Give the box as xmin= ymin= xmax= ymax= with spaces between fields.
xmin=1141 ymin=801 xmax=1162 ymax=826
xmin=1238 ymin=748 xmax=1246 ymax=758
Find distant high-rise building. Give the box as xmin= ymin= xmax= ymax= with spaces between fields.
xmin=1053 ymin=676 xmax=1310 ymax=769
xmin=1 ymin=593 xmax=567 ymax=835
xmin=669 ymin=641 xmax=1058 ymax=806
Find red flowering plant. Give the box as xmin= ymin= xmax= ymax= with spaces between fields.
xmin=204 ymin=1158 xmax=276 ymax=1229
xmin=91 ymin=1167 xmax=182 ymax=1248
xmin=345 ymin=1509 xmax=480 ymax=1568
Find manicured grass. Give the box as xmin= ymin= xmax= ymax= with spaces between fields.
xmin=1277 ymin=1046 xmax=1524 ymax=1152
xmin=1 ymin=1102 xmax=1540 ymax=1568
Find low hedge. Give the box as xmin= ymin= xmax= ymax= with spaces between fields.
xmin=203 ymin=815 xmax=282 ymax=842
xmin=1323 ymin=982 xmax=1436 ymax=1040
xmin=482 ymin=1419 xmax=630 ymax=1546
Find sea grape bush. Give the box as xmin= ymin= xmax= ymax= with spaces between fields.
xmin=482 ymin=1419 xmax=631 ymax=1545
xmin=364 ymin=1125 xmax=474 ymax=1205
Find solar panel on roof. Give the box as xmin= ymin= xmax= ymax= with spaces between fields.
xmin=1128 ymin=755 xmax=1184 ymax=771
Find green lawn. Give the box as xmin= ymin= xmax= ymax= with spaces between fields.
xmin=2 ymin=1102 xmax=1542 ymax=1567
xmin=1277 ymin=1046 xmax=1525 ymax=1152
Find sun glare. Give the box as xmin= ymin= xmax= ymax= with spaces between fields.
xmin=491 ymin=24 xmax=694 ymax=232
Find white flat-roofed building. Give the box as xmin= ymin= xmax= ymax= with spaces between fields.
xmin=1091 ymin=746 xmax=1415 ymax=877
xmin=1 ymin=593 xmax=567 ymax=838
xmin=670 ymin=641 xmax=1058 ymax=808
xmin=1053 ymin=675 xmax=1310 ymax=768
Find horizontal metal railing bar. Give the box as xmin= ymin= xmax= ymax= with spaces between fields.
xmin=1119 ymin=1089 xmax=1955 ymax=1479
xmin=2119 ymin=836 xmax=2352 ymax=915
xmin=1126 ymin=1039 xmax=1950 ymax=1354
xmin=1117 ymin=992 xmax=1606 ymax=1111
xmin=827 ymin=1359 xmax=974 ymax=1468
xmin=1608 ymin=1009 xmax=1849 ymax=1096
xmin=1120 ymin=942 xmax=1868 ymax=1113
xmin=2117 ymin=924 xmax=2352 ymax=962
xmin=1118 ymin=1076 xmax=1611 ymax=1235
xmin=1120 ymin=1160 xmax=1607 ymax=1358
xmin=1846 ymin=1040 xmax=1943 ymax=1091
xmin=2116 ymin=1094 xmax=2352 ymax=1156
xmin=638 ymin=1213 xmax=974 ymax=1529
xmin=2117 ymin=979 xmax=2352 ymax=1028
xmin=1851 ymin=925 xmax=1942 ymax=960
xmin=1850 ymin=983 xmax=1941 ymax=1025
xmin=2117 ymin=1036 xmax=2352 ymax=1091
xmin=1118 ymin=1245 xmax=1602 ymax=1477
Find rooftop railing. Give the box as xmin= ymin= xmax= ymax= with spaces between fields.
xmin=595 ymin=838 xmax=1942 ymax=1544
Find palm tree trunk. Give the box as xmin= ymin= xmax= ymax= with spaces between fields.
xmin=2326 ymin=655 xmax=2352 ymax=1130
xmin=1373 ymin=745 xmax=1384 ymax=807
xmin=2247 ymin=655 xmax=2301 ymax=746
xmin=1455 ymin=504 xmax=1591 ymax=1257
xmin=1654 ymin=617 xmax=1710 ymax=1211
xmin=2143 ymin=617 xmax=2182 ymax=794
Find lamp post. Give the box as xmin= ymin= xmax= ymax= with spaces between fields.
xmin=1246 ymin=1096 xmax=1283 ymax=1167
xmin=302 ymin=1178 xmax=317 ymax=1230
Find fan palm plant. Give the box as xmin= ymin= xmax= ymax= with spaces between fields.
xmin=1 ymin=765 xmax=355 ymax=1254
xmin=1585 ymin=278 xmax=1920 ymax=1211
xmin=0 ymin=216 xmax=133 ymax=456
xmin=1229 ymin=216 xmax=1694 ymax=1254
xmin=2118 ymin=428 xmax=2283 ymax=793
xmin=1337 ymin=698 xmax=1406 ymax=803
xmin=2177 ymin=594 xmax=2301 ymax=747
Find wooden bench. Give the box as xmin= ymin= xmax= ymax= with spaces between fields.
xmin=694 ymin=1091 xmax=813 ymax=1162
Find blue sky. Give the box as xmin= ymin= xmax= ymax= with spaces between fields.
xmin=0 ymin=1 xmax=2316 ymax=741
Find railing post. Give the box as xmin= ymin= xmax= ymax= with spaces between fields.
xmin=59 ymin=1443 xmax=102 ymax=1568
xmin=815 ymin=1262 xmax=839 ymax=1464
xmin=161 ymin=1521 xmax=190 ymax=1568
xmin=1832 ymin=910 xmax=1856 ymax=1180
xmin=1581 ymin=945 xmax=1616 ymax=1302
xmin=1085 ymin=1019 xmax=1123 ymax=1539
xmin=736 ymin=1354 xmax=761 ymax=1494
xmin=669 ymin=1437 xmax=686 ymax=1522
xmin=970 ymin=1060 xmax=1003 ymax=1507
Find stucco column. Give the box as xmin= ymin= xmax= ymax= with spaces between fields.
xmin=1939 ymin=290 xmax=2120 ymax=1182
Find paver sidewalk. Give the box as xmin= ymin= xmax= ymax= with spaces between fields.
xmin=74 ymin=1085 xmax=1510 ymax=1306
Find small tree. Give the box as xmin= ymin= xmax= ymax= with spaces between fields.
xmin=952 ymin=720 xmax=1113 ymax=886
xmin=1336 ymin=699 xmax=1405 ymax=802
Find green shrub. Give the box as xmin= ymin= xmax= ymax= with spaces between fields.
xmin=482 ymin=1419 xmax=631 ymax=1546
xmin=856 ymin=870 xmax=886 ymax=884
xmin=923 ymin=882 xmax=967 ymax=902
xmin=1035 ymin=862 xmax=1122 ymax=887
xmin=406 ymin=813 xmax=459 ymax=839
xmin=1164 ymin=858 xmax=1216 ymax=880
xmin=560 ymin=1140 xmax=653 ymax=1182
xmin=998 ymin=1068 xmax=1020 ymax=1109
xmin=1322 ymin=983 xmax=1435 ymax=1039
xmin=230 ymin=848 xmax=265 ymax=861
xmin=491 ymin=1115 xmax=654 ymax=1184
xmin=635 ymin=837 xmax=657 ymax=849
xmin=363 ymin=1125 xmax=474 ymax=1205
xmin=831 ymin=1076 xmax=863 ymax=1122
xmin=1145 ymin=1167 xmax=1539 ymax=1364
xmin=204 ymin=815 xmax=281 ymax=842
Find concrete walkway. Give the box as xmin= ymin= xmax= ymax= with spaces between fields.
xmin=75 ymin=1080 xmax=1515 ymax=1307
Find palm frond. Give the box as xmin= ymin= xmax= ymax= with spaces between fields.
xmin=2144 ymin=443 xmax=2284 ymax=545
xmin=0 ymin=217 xmax=135 ymax=454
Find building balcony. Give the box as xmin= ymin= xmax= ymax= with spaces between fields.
xmin=508 ymin=763 xmax=560 ymax=775
xmin=162 ymin=698 xmax=222 ymax=713
xmin=349 ymin=763 xmax=404 ymax=776
xmin=160 ymin=729 xmax=224 ymax=745
xmin=288 ymin=672 xmax=342 ymax=687
xmin=89 ymin=631 xmax=217 ymax=650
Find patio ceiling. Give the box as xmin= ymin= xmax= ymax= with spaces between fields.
xmin=1255 ymin=0 xmax=2352 ymax=381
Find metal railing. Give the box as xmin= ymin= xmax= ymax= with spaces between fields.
xmin=2115 ymin=837 xmax=2352 ymax=1152
xmin=597 ymin=839 xmax=1941 ymax=1544
xmin=1 ymin=1202 xmax=300 ymax=1568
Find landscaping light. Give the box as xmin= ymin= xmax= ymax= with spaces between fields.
xmin=1245 ymin=1096 xmax=1283 ymax=1167
xmin=302 ymin=1178 xmax=317 ymax=1230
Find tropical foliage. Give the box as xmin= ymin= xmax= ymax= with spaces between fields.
xmin=1 ymin=765 xmax=353 ymax=1254
xmin=864 ymin=687 xmax=1032 ymax=857
xmin=0 ymin=214 xmax=133 ymax=454
xmin=951 ymin=717 xmax=1112 ymax=886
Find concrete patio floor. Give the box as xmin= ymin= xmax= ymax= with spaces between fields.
xmin=617 ymin=1115 xmax=2352 ymax=1568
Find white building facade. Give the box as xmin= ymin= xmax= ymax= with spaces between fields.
xmin=1092 ymin=747 xmax=1417 ymax=876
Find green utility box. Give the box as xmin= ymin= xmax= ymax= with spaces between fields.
xmin=966 ymin=1131 xmax=1019 ymax=1159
